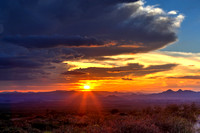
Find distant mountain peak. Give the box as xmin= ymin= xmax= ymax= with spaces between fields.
xmin=162 ymin=89 xmax=194 ymax=94
xmin=164 ymin=89 xmax=174 ymax=93
xmin=177 ymin=89 xmax=183 ymax=92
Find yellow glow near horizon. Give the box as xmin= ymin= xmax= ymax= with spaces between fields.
xmin=83 ymin=85 xmax=91 ymax=91
xmin=62 ymin=51 xmax=200 ymax=92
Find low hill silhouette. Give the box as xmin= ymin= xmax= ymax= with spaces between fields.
xmin=0 ymin=89 xmax=200 ymax=111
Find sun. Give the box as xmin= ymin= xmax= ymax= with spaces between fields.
xmin=83 ymin=85 xmax=91 ymax=90
xmin=80 ymin=82 xmax=96 ymax=91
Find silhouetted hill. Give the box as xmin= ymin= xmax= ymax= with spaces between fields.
xmin=149 ymin=89 xmax=200 ymax=99
xmin=1 ymin=89 xmax=200 ymax=103
xmin=0 ymin=89 xmax=200 ymax=111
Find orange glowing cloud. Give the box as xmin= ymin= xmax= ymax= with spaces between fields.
xmin=62 ymin=51 xmax=200 ymax=92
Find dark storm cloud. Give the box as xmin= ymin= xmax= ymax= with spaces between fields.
xmin=0 ymin=0 xmax=183 ymax=83
xmin=0 ymin=43 xmax=81 ymax=80
xmin=73 ymin=46 xmax=138 ymax=58
xmin=0 ymin=0 xmax=138 ymax=35
xmin=0 ymin=0 xmax=183 ymax=53
xmin=0 ymin=57 xmax=43 ymax=69
xmin=0 ymin=43 xmax=81 ymax=63
xmin=0 ymin=69 xmax=50 ymax=81
xmin=63 ymin=63 xmax=178 ymax=80
xmin=3 ymin=35 xmax=103 ymax=48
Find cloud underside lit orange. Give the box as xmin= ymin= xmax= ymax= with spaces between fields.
xmin=60 ymin=51 xmax=200 ymax=93
xmin=1 ymin=51 xmax=200 ymax=93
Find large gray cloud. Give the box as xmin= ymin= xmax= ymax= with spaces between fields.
xmin=0 ymin=0 xmax=138 ymax=35
xmin=0 ymin=0 xmax=183 ymax=53
xmin=0 ymin=0 xmax=184 ymax=84
xmin=3 ymin=35 xmax=103 ymax=48
xmin=0 ymin=43 xmax=81 ymax=80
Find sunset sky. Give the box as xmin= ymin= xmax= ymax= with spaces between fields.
xmin=0 ymin=0 xmax=200 ymax=93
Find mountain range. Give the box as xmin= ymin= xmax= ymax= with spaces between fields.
xmin=0 ymin=89 xmax=200 ymax=103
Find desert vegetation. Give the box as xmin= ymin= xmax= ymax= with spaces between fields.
xmin=0 ymin=103 xmax=199 ymax=133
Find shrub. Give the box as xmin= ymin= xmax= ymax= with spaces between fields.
xmin=110 ymin=109 xmax=119 ymax=114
